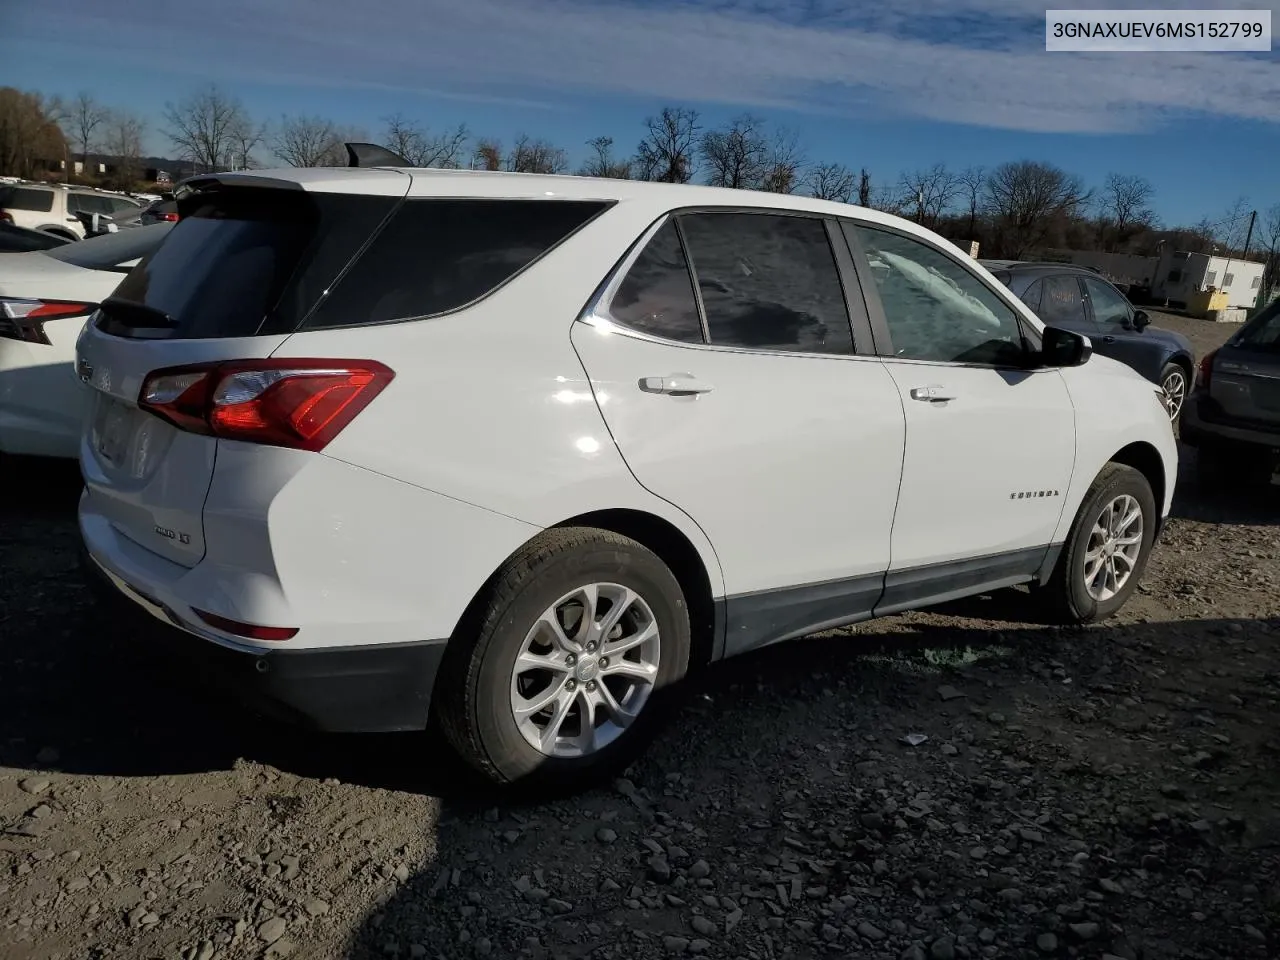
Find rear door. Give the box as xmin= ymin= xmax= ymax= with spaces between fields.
xmin=76 ymin=178 xmax=407 ymax=567
xmin=573 ymin=210 xmax=906 ymax=652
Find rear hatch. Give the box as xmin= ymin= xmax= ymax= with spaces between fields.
xmin=77 ymin=175 xmax=407 ymax=567
xmin=1209 ymin=303 xmax=1280 ymax=430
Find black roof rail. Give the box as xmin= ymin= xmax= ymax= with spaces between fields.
xmin=344 ymin=142 xmax=413 ymax=168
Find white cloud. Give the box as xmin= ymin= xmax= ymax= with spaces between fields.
xmin=12 ymin=0 xmax=1280 ymax=133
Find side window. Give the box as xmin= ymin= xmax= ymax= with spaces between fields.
xmin=1018 ymin=278 xmax=1044 ymax=312
xmin=607 ymin=220 xmax=704 ymax=344
xmin=849 ymin=223 xmax=1026 ymax=366
xmin=1038 ymin=276 xmax=1088 ymax=327
xmin=109 ymin=197 xmax=140 ymax=215
xmin=65 ymin=193 xmax=86 ymax=215
xmin=678 ymin=212 xmax=853 ymax=355
xmin=1083 ymin=278 xmax=1132 ymax=328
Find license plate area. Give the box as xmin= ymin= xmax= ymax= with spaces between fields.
xmin=94 ymin=396 xmax=132 ymax=465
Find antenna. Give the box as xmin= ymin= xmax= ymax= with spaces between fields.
xmin=344 ymin=143 xmax=413 ymax=168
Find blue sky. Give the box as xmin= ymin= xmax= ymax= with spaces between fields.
xmin=6 ymin=0 xmax=1278 ymax=227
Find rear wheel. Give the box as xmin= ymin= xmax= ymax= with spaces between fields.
xmin=1159 ymin=362 xmax=1188 ymax=423
xmin=435 ymin=528 xmax=690 ymax=790
xmin=1042 ymin=463 xmax=1156 ymax=624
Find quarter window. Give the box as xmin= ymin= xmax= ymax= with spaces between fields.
xmin=1083 ymin=278 xmax=1132 ymax=328
xmin=849 ymin=224 xmax=1026 ymax=365
xmin=1038 ymin=275 xmax=1087 ymax=327
xmin=677 ymin=212 xmax=853 ymax=355
xmin=0 ymin=186 xmax=54 ymax=212
xmin=608 ymin=220 xmax=704 ymax=344
xmin=1017 ymin=278 xmax=1043 ymax=313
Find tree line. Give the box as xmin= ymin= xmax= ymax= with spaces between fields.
xmin=1 ymin=82 xmax=1277 ymax=292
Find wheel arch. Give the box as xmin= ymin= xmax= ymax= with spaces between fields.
xmin=1109 ymin=440 xmax=1166 ymax=520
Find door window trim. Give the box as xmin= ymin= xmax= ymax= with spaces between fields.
xmin=582 ymin=206 xmax=878 ymax=360
xmin=840 ymin=218 xmax=1047 ymax=370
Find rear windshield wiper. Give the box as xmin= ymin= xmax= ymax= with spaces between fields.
xmin=98 ymin=297 xmax=176 ymax=330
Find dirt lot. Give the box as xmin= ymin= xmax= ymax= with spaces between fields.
xmin=2 ymin=312 xmax=1277 ymax=960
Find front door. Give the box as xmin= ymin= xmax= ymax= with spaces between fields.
xmin=843 ymin=221 xmax=1076 ymax=613
xmin=573 ymin=210 xmax=906 ymax=654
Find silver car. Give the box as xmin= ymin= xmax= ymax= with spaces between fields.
xmin=1182 ymin=299 xmax=1280 ymax=488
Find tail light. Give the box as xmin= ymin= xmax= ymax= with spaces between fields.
xmin=193 ymin=608 xmax=298 ymax=642
xmin=0 ymin=298 xmax=95 ymax=344
xmin=1196 ymin=350 xmax=1217 ymax=389
xmin=154 ymin=211 xmax=179 ymax=222
xmin=138 ymin=358 xmax=394 ymax=452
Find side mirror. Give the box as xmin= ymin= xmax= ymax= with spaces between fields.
xmin=1132 ymin=310 xmax=1151 ymax=331
xmin=1039 ymin=325 xmax=1092 ymax=368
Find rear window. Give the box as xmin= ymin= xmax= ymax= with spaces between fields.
xmin=0 ymin=186 xmax=55 ymax=213
xmin=303 ymin=199 xmax=610 ymax=330
xmin=102 ymin=187 xmax=397 ymax=339
xmin=1235 ymin=301 xmax=1280 ymax=348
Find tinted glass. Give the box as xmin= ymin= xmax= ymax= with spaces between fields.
xmin=0 ymin=187 xmax=55 ymax=212
xmin=1038 ymin=276 xmax=1087 ymax=326
xmin=108 ymin=197 xmax=140 ymax=215
xmin=1236 ymin=301 xmax=1280 ymax=348
xmin=307 ymin=199 xmax=608 ymax=330
xmin=609 ymin=220 xmax=703 ymax=343
xmin=850 ymin=224 xmax=1025 ymax=365
xmin=44 ymin=222 xmax=171 ymax=269
xmin=678 ymin=212 xmax=852 ymax=354
xmin=1083 ymin=278 xmax=1132 ymax=327
xmin=1018 ymin=278 xmax=1043 ymax=312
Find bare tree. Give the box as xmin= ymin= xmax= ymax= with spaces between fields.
xmin=382 ymin=113 xmax=469 ymax=168
xmin=900 ymin=163 xmax=960 ymax=227
xmin=984 ymin=160 xmax=1091 ymax=258
xmin=956 ymin=166 xmax=986 ymax=240
xmin=870 ymin=183 xmax=905 ymax=216
xmin=470 ymin=139 xmax=503 ymax=171
xmin=0 ymin=87 xmax=68 ymax=179
xmin=760 ymin=126 xmax=805 ymax=194
xmin=804 ymin=162 xmax=857 ymax=203
xmin=634 ymin=107 xmax=700 ymax=184
xmin=1259 ymin=203 xmax=1280 ymax=304
xmin=578 ymin=136 xmax=631 ymax=179
xmin=101 ymin=110 xmax=146 ymax=189
xmin=700 ymin=114 xmax=768 ymax=189
xmin=223 ymin=114 xmax=267 ymax=171
xmin=163 ymin=84 xmax=252 ymax=173
xmin=272 ymin=114 xmax=342 ymax=167
xmin=64 ymin=92 xmax=108 ymax=171
xmin=505 ymin=134 xmax=568 ymax=174
xmin=857 ymin=168 xmax=872 ymax=206
xmin=1100 ymin=173 xmax=1156 ymax=249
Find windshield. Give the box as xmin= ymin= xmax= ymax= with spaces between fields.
xmin=41 ymin=222 xmax=173 ymax=270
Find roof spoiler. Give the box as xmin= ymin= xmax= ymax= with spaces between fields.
xmin=345 ymin=142 xmax=413 ymax=168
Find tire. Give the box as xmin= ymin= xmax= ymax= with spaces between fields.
xmin=435 ymin=527 xmax=691 ymax=791
xmin=1043 ymin=463 xmax=1156 ymax=624
xmin=1158 ymin=362 xmax=1189 ymax=423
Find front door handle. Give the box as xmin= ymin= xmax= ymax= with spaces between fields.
xmin=1101 ymin=335 xmax=1116 ymax=343
xmin=639 ymin=374 xmax=714 ymax=396
xmin=909 ymin=385 xmax=955 ymax=403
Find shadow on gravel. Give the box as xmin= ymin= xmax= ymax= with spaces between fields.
xmin=1171 ymin=443 xmax=1279 ymax=527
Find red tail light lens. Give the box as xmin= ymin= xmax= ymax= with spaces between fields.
xmin=0 ymin=298 xmax=95 ymax=344
xmin=193 ymin=608 xmax=298 ymax=641
xmin=1196 ymin=350 xmax=1217 ymax=389
xmin=155 ymin=212 xmax=179 ymax=221
xmin=139 ymin=359 xmax=394 ymax=451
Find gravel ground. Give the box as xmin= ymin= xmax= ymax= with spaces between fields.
xmin=2 ymin=313 xmax=1278 ymax=960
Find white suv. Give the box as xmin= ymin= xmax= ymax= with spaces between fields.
xmin=76 ymin=167 xmax=1177 ymax=790
xmin=0 ymin=183 xmax=143 ymax=240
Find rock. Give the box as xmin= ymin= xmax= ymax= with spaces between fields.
xmin=1036 ymin=932 xmax=1058 ymax=953
xmin=1069 ymin=922 xmax=1100 ymax=941
xmin=191 ymin=941 xmax=215 ymax=960
xmin=304 ymin=899 xmax=330 ymax=917
xmin=937 ymin=685 xmax=966 ymax=701
xmin=688 ymin=859 xmax=711 ymax=880
xmin=691 ymin=916 xmax=716 ymax=936
xmin=258 ymin=917 xmax=288 ymax=944
xmin=392 ymin=863 xmax=410 ymax=882
xmin=663 ymin=935 xmax=690 ymax=953
xmin=1098 ymin=878 xmax=1124 ymax=895
xmin=858 ymin=921 xmax=887 ymax=941
xmin=409 ymin=946 xmax=427 ymax=959
xmin=18 ymin=778 xmax=50 ymax=795
xmin=35 ymin=747 xmax=60 ymax=765
xmin=1243 ymin=925 xmax=1265 ymax=942
xmin=475 ymin=938 xmax=493 ymax=956
xmin=1018 ymin=828 xmax=1043 ymax=843
xmin=969 ymin=846 xmax=988 ymax=860
xmin=547 ymin=898 xmax=573 ymax=914
xmin=725 ymin=908 xmax=744 ymax=934
xmin=30 ymin=805 xmax=52 ymax=819
xmin=265 ymin=939 xmax=295 ymax=959
xmin=688 ymin=941 xmax=710 ymax=955
xmin=648 ymin=855 xmax=672 ymax=883
xmin=941 ymin=744 xmax=959 ymax=756
xmin=822 ymin=923 xmax=841 ymax=942
xmin=596 ymin=827 xmax=618 ymax=844
xmin=931 ymin=938 xmax=956 ymax=959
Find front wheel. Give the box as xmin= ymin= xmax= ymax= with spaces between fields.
xmin=1159 ymin=362 xmax=1189 ymax=423
xmin=435 ymin=527 xmax=690 ymax=791
xmin=1042 ymin=463 xmax=1157 ymax=623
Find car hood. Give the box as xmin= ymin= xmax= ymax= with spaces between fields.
xmin=0 ymin=250 xmax=127 ymax=304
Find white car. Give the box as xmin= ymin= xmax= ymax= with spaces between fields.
xmin=0 ymin=183 xmax=145 ymax=241
xmin=0 ymin=223 xmax=172 ymax=458
xmin=76 ymin=169 xmax=1177 ymax=790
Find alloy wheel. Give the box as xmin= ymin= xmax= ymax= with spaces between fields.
xmin=1161 ymin=369 xmax=1187 ymax=421
xmin=1083 ymin=493 xmax=1144 ymax=601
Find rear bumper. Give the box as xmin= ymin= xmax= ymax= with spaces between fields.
xmin=1181 ymin=394 xmax=1280 ymax=452
xmin=80 ymin=544 xmax=446 ymax=733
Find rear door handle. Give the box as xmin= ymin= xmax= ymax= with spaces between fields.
xmin=909 ymin=385 xmax=954 ymax=403
xmin=639 ymin=374 xmax=714 ymax=396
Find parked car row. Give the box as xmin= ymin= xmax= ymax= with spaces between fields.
xmin=0 ymin=181 xmax=158 ymax=242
